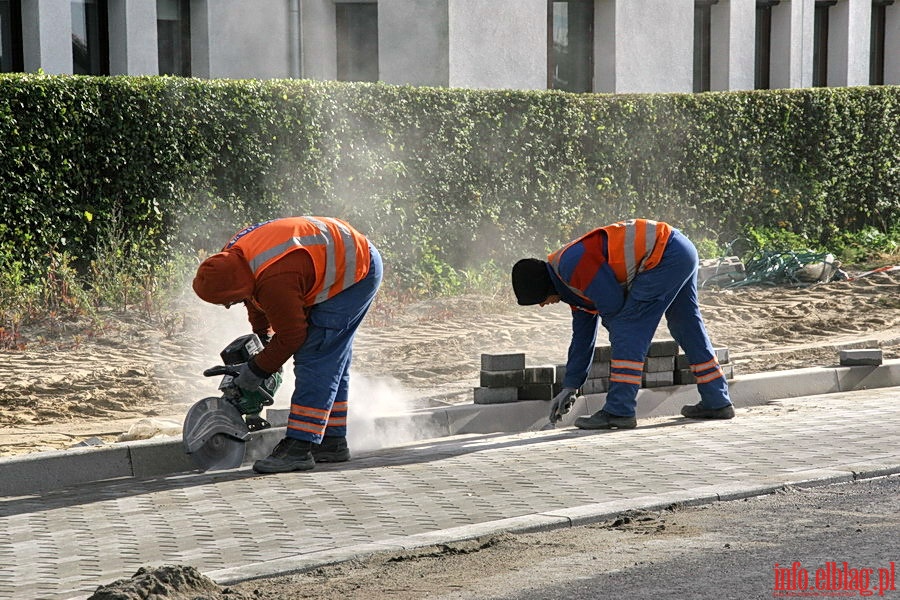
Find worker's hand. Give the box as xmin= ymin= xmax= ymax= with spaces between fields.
xmin=549 ymin=387 xmax=578 ymax=423
xmin=233 ymin=361 xmax=265 ymax=392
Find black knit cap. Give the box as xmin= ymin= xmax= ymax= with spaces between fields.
xmin=511 ymin=258 xmax=554 ymax=305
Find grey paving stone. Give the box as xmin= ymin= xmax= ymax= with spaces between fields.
xmin=481 ymin=353 xmax=526 ymax=371
xmin=593 ymin=345 xmax=612 ymax=363
xmin=524 ymin=365 xmax=556 ymax=384
xmin=644 ymin=356 xmax=675 ymax=373
xmin=647 ymin=339 xmax=679 ymax=357
xmin=642 ymin=371 xmax=675 ymax=388
xmin=473 ymin=386 xmax=519 ymax=404
xmin=480 ymin=369 xmax=526 ymax=388
xmin=518 ymin=383 xmax=555 ymax=401
xmin=839 ymin=348 xmax=883 ymax=366
xmin=582 ymin=378 xmax=609 ymax=394
xmin=588 ymin=361 xmax=610 ymax=379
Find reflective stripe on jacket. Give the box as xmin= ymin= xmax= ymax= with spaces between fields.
xmin=548 ymin=219 xmax=672 ymax=300
xmin=225 ymin=216 xmax=370 ymax=305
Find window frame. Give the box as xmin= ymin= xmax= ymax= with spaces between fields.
xmin=755 ymin=0 xmax=780 ymax=89
xmin=157 ymin=0 xmax=192 ymax=76
xmin=693 ymin=0 xmax=719 ymax=92
xmin=335 ymin=2 xmax=379 ymax=82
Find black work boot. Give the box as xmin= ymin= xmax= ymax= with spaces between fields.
xmin=680 ymin=403 xmax=735 ymax=419
xmin=574 ymin=410 xmax=637 ymax=430
xmin=253 ymin=437 xmax=315 ymax=474
xmin=312 ymin=435 xmax=351 ymax=463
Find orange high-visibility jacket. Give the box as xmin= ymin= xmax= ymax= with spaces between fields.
xmin=225 ymin=216 xmax=370 ymax=306
xmin=548 ymin=219 xmax=672 ymax=304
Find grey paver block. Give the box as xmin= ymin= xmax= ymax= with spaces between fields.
xmin=473 ymin=386 xmax=519 ymax=404
xmin=839 ymin=348 xmax=883 ymax=366
xmin=582 ymin=378 xmax=609 ymax=394
xmin=642 ymin=371 xmax=674 ymax=388
xmin=593 ymin=345 xmax=612 ymax=363
xmin=648 ymin=339 xmax=679 ymax=357
xmin=480 ymin=369 xmax=526 ymax=388
xmin=644 ymin=356 xmax=675 ymax=373
xmin=589 ymin=361 xmax=610 ymax=378
xmin=518 ymin=384 xmax=554 ymax=401
xmin=481 ymin=353 xmax=526 ymax=371
xmin=524 ymin=365 xmax=556 ymax=384
xmin=715 ymin=347 xmax=731 ymax=364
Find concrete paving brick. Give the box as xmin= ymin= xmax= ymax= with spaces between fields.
xmin=480 ymin=369 xmax=526 ymax=388
xmin=715 ymin=347 xmax=730 ymax=364
xmin=473 ymin=386 xmax=519 ymax=404
xmin=642 ymin=371 xmax=675 ymax=388
xmin=481 ymin=353 xmax=526 ymax=371
xmin=524 ymin=365 xmax=556 ymax=384
xmin=839 ymin=348 xmax=883 ymax=366
xmin=588 ymin=361 xmax=610 ymax=378
xmin=644 ymin=356 xmax=675 ymax=373
xmin=647 ymin=339 xmax=679 ymax=357
xmin=518 ymin=383 xmax=555 ymax=401
xmin=674 ymin=368 xmax=695 ymax=385
xmin=593 ymin=345 xmax=612 ymax=363
xmin=582 ymin=378 xmax=609 ymax=394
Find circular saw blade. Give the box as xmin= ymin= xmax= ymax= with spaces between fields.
xmin=182 ymin=397 xmax=250 ymax=471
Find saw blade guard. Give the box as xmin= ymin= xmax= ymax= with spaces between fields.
xmin=182 ymin=397 xmax=251 ymax=466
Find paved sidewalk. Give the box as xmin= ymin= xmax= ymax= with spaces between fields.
xmin=2 ymin=387 xmax=898 ymax=600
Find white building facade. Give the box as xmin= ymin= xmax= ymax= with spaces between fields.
xmin=5 ymin=0 xmax=899 ymax=91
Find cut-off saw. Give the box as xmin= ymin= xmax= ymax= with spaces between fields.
xmin=182 ymin=334 xmax=282 ymax=471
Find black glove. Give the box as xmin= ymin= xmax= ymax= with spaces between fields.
xmin=549 ymin=387 xmax=578 ymax=423
xmin=233 ymin=360 xmax=267 ymax=392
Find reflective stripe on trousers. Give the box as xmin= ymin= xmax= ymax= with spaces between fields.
xmin=286 ymin=244 xmax=383 ymax=442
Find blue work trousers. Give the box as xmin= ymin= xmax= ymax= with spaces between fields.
xmin=603 ymin=231 xmax=732 ymax=417
xmin=286 ymin=244 xmax=382 ymax=443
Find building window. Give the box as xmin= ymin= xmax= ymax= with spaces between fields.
xmin=813 ymin=0 xmax=837 ymax=86
xmin=870 ymin=0 xmax=894 ymax=84
xmin=755 ymin=0 xmax=779 ymax=89
xmin=548 ymin=0 xmax=594 ymax=93
xmin=336 ymin=3 xmax=378 ymax=82
xmin=157 ymin=0 xmax=191 ymax=76
xmin=72 ymin=0 xmax=109 ymax=75
xmin=694 ymin=0 xmax=718 ymax=92
xmin=0 ymin=0 xmax=23 ymax=72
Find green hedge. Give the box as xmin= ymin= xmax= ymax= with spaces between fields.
xmin=1 ymin=74 xmax=897 ymax=286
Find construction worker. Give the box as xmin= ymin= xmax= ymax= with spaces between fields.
xmin=192 ymin=216 xmax=382 ymax=473
xmin=511 ymin=218 xmax=733 ymax=429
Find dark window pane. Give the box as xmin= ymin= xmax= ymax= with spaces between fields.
xmin=694 ymin=1 xmax=716 ymax=92
xmin=870 ymin=1 xmax=889 ymax=85
xmin=157 ymin=0 xmax=191 ymax=76
xmin=548 ymin=0 xmax=593 ymax=93
xmin=0 ymin=0 xmax=24 ymax=72
xmin=755 ymin=1 xmax=777 ymax=89
xmin=813 ymin=1 xmax=836 ymax=87
xmin=72 ymin=0 xmax=109 ymax=75
xmin=336 ymin=3 xmax=378 ymax=82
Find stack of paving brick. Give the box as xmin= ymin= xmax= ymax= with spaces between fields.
xmin=474 ymin=341 xmax=736 ymax=405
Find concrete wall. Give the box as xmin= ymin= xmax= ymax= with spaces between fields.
xmin=21 ymin=0 xmax=72 ymax=74
xmin=379 ymin=0 xmax=448 ymax=86
xmin=709 ymin=0 xmax=756 ymax=91
xmin=615 ymin=0 xmax=694 ymax=93
xmin=108 ymin=0 xmax=158 ymax=75
xmin=447 ymin=0 xmax=546 ymax=90
xmin=196 ymin=0 xmax=292 ymax=79
xmin=299 ymin=0 xmax=337 ymax=80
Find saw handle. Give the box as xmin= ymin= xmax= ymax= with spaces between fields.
xmin=203 ymin=365 xmax=276 ymax=405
